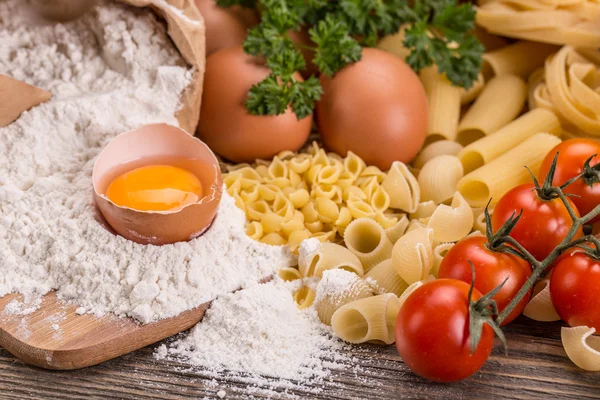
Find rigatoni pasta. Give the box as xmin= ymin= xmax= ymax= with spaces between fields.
xmin=458 ymin=108 xmax=562 ymax=173
xmin=482 ymin=41 xmax=559 ymax=80
xmin=315 ymin=269 xmax=374 ymax=325
xmin=457 ymin=133 xmax=562 ymax=207
xmin=457 ymin=74 xmax=528 ymax=145
xmin=344 ymin=218 xmax=394 ymax=272
xmin=331 ymin=294 xmax=400 ymax=344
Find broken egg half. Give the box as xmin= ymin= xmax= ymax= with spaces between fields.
xmin=93 ymin=123 xmax=223 ymax=245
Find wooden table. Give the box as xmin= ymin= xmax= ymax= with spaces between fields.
xmin=0 ymin=317 xmax=598 ymax=399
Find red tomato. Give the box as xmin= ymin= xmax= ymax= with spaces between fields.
xmin=539 ymin=139 xmax=600 ymax=224
xmin=395 ymin=279 xmax=494 ymax=382
xmin=550 ymin=250 xmax=600 ymax=331
xmin=438 ymin=236 xmax=532 ymax=325
xmin=491 ymin=183 xmax=583 ymax=261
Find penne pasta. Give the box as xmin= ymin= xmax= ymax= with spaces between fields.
xmin=460 ymin=73 xmax=485 ymax=105
xmin=427 ymin=192 xmax=474 ymax=243
xmin=458 ymin=108 xmax=562 ymax=173
xmin=561 ymin=326 xmax=600 ymax=371
xmin=457 ymin=74 xmax=528 ymax=145
xmin=377 ymin=26 xmax=411 ymax=61
xmin=458 ymin=133 xmax=562 ymax=207
xmin=366 ymin=259 xmax=410 ymax=297
xmin=381 ymin=161 xmax=420 ymax=213
xmin=482 ymin=41 xmax=559 ymax=80
xmin=418 ymin=155 xmax=464 ymax=204
xmin=331 ymin=294 xmax=401 ymax=344
xmin=298 ymin=240 xmax=364 ymax=278
xmin=391 ymin=227 xmax=435 ymax=285
xmin=315 ymin=269 xmax=374 ymax=325
xmin=344 ymin=218 xmax=394 ymax=272
xmin=420 ymin=66 xmax=462 ymax=142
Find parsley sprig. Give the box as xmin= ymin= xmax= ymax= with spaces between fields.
xmin=217 ymin=0 xmax=483 ymax=119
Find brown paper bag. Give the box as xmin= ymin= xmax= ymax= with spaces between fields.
xmin=122 ymin=0 xmax=206 ymax=134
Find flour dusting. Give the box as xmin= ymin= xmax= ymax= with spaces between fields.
xmin=0 ymin=0 xmax=294 ymax=323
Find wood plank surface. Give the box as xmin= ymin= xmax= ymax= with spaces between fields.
xmin=0 ymin=317 xmax=598 ymax=399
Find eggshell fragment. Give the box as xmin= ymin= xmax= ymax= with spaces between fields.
xmin=93 ymin=123 xmax=222 ymax=245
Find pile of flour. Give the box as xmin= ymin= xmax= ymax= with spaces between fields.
xmin=0 ymin=0 xmax=294 ymax=323
xmin=156 ymin=279 xmax=355 ymax=394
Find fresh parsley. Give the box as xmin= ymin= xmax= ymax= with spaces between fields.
xmin=217 ymin=0 xmax=483 ymax=119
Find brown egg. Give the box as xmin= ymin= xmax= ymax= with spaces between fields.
xmin=198 ymin=46 xmax=313 ymax=163
xmin=195 ymin=0 xmax=259 ymax=56
xmin=93 ymin=123 xmax=223 ymax=246
xmin=316 ymin=48 xmax=428 ymax=170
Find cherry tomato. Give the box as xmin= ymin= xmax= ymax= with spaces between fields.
xmin=395 ymin=279 xmax=494 ymax=382
xmin=550 ymin=250 xmax=600 ymax=331
xmin=491 ymin=183 xmax=583 ymax=262
xmin=539 ymin=139 xmax=600 ymax=224
xmin=438 ymin=236 xmax=532 ymax=325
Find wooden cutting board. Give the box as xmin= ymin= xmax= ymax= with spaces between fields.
xmin=0 ymin=292 xmax=209 ymax=370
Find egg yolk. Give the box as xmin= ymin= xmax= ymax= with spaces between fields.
xmin=106 ymin=165 xmax=203 ymax=212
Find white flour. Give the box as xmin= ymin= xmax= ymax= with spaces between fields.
xmin=156 ymin=279 xmax=354 ymax=393
xmin=0 ymin=0 xmax=294 ymax=323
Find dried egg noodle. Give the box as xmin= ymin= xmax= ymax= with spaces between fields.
xmin=476 ymin=0 xmax=600 ymax=47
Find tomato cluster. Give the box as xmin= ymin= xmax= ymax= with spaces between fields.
xmin=395 ymin=139 xmax=600 ymax=383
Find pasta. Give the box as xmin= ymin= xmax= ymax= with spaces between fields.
xmin=294 ymin=286 xmax=316 ymax=310
xmin=398 ymin=281 xmax=424 ymax=309
xmin=381 ymin=161 xmax=420 ymax=213
xmin=457 ymin=74 xmax=528 ymax=145
xmin=331 ymin=294 xmax=401 ymax=344
xmin=391 ymin=227 xmax=435 ymax=285
xmin=523 ymin=279 xmax=561 ymax=322
xmin=344 ymin=218 xmax=394 ymax=272
xmin=409 ymin=201 xmax=438 ymax=220
xmin=377 ymin=26 xmax=411 ymax=61
xmin=366 ymin=259 xmax=410 ymax=297
xmin=530 ymin=46 xmax=600 ymax=136
xmin=225 ymin=142 xmax=395 ymax=249
xmin=418 ymin=155 xmax=464 ymax=204
xmin=315 ymin=269 xmax=374 ymax=325
xmin=476 ymin=0 xmax=600 ymax=48
xmin=385 ymin=214 xmax=410 ymax=244
xmin=427 ymin=192 xmax=474 ymax=243
xmin=278 ymin=267 xmax=303 ymax=282
xmin=460 ymin=73 xmax=485 ymax=105
xmin=420 ymin=66 xmax=462 ymax=142
xmin=414 ymin=140 xmax=464 ymax=169
xmin=299 ymin=241 xmax=364 ymax=278
xmin=482 ymin=41 xmax=559 ymax=80
xmin=561 ymin=326 xmax=600 ymax=371
xmin=458 ymin=133 xmax=563 ymax=207
xmin=458 ymin=108 xmax=562 ymax=173
xmin=432 ymin=243 xmax=455 ymax=278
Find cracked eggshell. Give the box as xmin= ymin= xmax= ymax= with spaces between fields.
xmin=93 ymin=123 xmax=223 ymax=245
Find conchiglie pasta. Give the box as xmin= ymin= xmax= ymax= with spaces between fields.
xmin=523 ymin=279 xmax=561 ymax=322
xmin=344 ymin=218 xmax=394 ymax=272
xmin=278 ymin=267 xmax=303 ymax=281
xmin=432 ymin=243 xmax=455 ymax=278
xmin=427 ymin=192 xmax=474 ymax=243
xmin=298 ymin=240 xmax=364 ymax=278
xmin=381 ymin=161 xmax=420 ymax=213
xmin=315 ymin=269 xmax=374 ymax=325
xmin=418 ymin=155 xmax=464 ymax=204
xmin=561 ymin=326 xmax=600 ymax=371
xmin=391 ymin=227 xmax=435 ymax=285
xmin=414 ymin=140 xmax=464 ymax=169
xmin=366 ymin=259 xmax=409 ymax=297
xmin=246 ymin=221 xmax=263 ymax=240
xmin=294 ymin=286 xmax=316 ymax=309
xmin=331 ymin=294 xmax=400 ymax=344
xmin=385 ymin=214 xmax=410 ymax=244
xmin=398 ymin=281 xmax=424 ymax=309
xmin=260 ymin=232 xmax=286 ymax=246
xmin=409 ymin=201 xmax=438 ymax=220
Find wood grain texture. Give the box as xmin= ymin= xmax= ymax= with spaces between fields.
xmin=0 ymin=317 xmax=599 ymax=399
xmin=0 ymin=293 xmax=209 ymax=370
